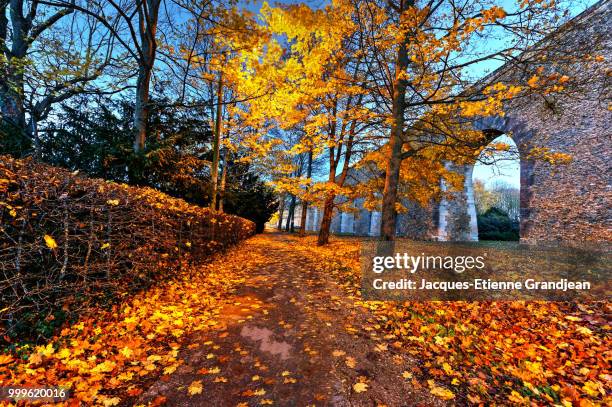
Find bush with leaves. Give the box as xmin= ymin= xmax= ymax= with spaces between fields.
xmin=0 ymin=156 xmax=254 ymax=344
xmin=222 ymin=163 xmax=278 ymax=233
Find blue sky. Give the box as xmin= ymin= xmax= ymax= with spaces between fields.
xmin=473 ymin=135 xmax=520 ymax=188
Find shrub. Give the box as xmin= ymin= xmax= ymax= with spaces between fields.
xmin=223 ymin=170 xmax=278 ymax=234
xmin=0 ymin=156 xmax=254 ymax=344
xmin=477 ymin=207 xmax=520 ymax=241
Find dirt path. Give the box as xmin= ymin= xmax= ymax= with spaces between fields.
xmin=136 ymin=233 xmax=440 ymax=407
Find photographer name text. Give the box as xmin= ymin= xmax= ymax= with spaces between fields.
xmin=371 ymin=278 xmax=591 ymax=291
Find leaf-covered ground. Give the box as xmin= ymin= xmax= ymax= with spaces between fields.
xmin=0 ymin=233 xmax=609 ymax=406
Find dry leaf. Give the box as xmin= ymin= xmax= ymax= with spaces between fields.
xmin=188 ymin=380 xmax=203 ymax=395
xmin=44 ymin=234 xmax=57 ymax=249
xmin=353 ymin=382 xmax=368 ymax=393
xmin=345 ymin=356 xmax=356 ymax=368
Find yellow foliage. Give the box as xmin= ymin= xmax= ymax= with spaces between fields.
xmin=352 ymin=382 xmax=368 ymax=393
xmin=188 ymin=380 xmax=203 ymax=395
xmin=44 ymin=234 xmax=58 ymax=250
xmin=429 ymin=384 xmax=455 ymax=400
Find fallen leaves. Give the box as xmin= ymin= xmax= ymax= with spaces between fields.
xmin=374 ymin=343 xmax=388 ymax=352
xmin=582 ymin=381 xmax=605 ymax=398
xmin=0 ymin=238 xmax=268 ymax=405
xmin=102 ymin=396 xmax=121 ymax=406
xmin=188 ymin=380 xmax=203 ymax=395
xmin=44 ymin=234 xmax=58 ymax=249
xmin=0 ymin=355 xmax=13 ymax=365
xmin=119 ymin=346 xmax=134 ymax=359
xmin=1 ymin=234 xmax=608 ymax=406
xmin=428 ymin=382 xmax=455 ymax=400
xmin=295 ymin=236 xmax=611 ymax=405
xmin=345 ymin=356 xmax=356 ymax=368
xmin=163 ymin=363 xmax=179 ymax=375
xmin=352 ymin=382 xmax=368 ymax=393
xmin=92 ymin=360 xmax=117 ymax=374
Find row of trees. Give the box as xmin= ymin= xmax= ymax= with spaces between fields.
xmin=474 ymin=180 xmax=520 ymax=221
xmin=1 ymin=0 xmax=602 ymax=243
xmin=221 ymin=0 xmax=596 ymax=244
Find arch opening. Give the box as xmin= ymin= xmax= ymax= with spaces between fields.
xmin=472 ymin=134 xmax=521 ymax=241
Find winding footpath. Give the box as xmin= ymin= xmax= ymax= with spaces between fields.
xmin=136 ymin=233 xmax=440 ymax=406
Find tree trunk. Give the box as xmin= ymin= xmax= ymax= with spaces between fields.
xmin=380 ymin=121 xmax=403 ymax=241
xmin=210 ymin=71 xmax=223 ymax=210
xmin=317 ymin=195 xmax=335 ymax=246
xmin=132 ymin=0 xmax=160 ymax=153
xmin=0 ymin=2 xmax=28 ymax=142
xmin=298 ymin=200 xmax=308 ymax=237
xmin=317 ymin=141 xmax=339 ymax=245
xmin=0 ymin=1 xmax=75 ymax=154
xmin=380 ymin=5 xmax=410 ymax=241
xmin=133 ymin=66 xmax=152 ymax=152
xmin=0 ymin=76 xmax=26 ymax=134
xmin=218 ymin=147 xmax=229 ymax=213
xmin=277 ymin=194 xmax=286 ymax=230
xmin=285 ymin=195 xmax=296 ymax=232
xmin=299 ymin=150 xmax=313 ymax=237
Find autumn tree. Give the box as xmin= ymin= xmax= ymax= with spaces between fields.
xmin=223 ymin=1 xmax=383 ymax=244
xmin=298 ymin=148 xmax=313 ymax=236
xmin=168 ymin=1 xmax=262 ymax=209
xmin=348 ymin=0 xmax=601 ymax=240
xmin=221 ymin=1 xmax=559 ymax=244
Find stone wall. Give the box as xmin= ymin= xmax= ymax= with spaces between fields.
xmin=436 ymin=163 xmax=479 ymax=241
xmin=439 ymin=0 xmax=611 ymax=242
xmin=396 ymin=199 xmax=438 ymax=240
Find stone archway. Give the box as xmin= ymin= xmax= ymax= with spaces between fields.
xmin=471 ymin=108 xmax=610 ymax=243
xmin=305 ymin=101 xmax=609 ymax=243
xmin=471 ymin=130 xmax=521 ymax=240
xmin=473 ymin=115 xmax=532 ymax=240
xmin=436 ymin=113 xmax=556 ymax=242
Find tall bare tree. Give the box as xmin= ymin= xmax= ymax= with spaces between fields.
xmin=1 ymin=0 xmax=115 ymax=150
xmin=42 ymin=0 xmax=162 ymax=153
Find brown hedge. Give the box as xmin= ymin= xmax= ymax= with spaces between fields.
xmin=0 ymin=156 xmax=255 ymax=343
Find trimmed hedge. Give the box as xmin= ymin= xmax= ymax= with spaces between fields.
xmin=0 ymin=156 xmax=255 ymax=343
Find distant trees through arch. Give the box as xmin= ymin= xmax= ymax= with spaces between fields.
xmin=473 ymin=134 xmax=520 ymax=241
